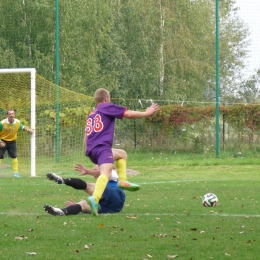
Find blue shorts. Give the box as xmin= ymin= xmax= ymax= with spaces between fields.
xmin=98 ymin=186 xmax=126 ymax=214
xmin=88 ymin=145 xmax=114 ymax=165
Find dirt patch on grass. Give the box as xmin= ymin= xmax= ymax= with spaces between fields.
xmin=0 ymin=164 xmax=10 ymax=169
xmin=126 ymin=168 xmax=140 ymax=176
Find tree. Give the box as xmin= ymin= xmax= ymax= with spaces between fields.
xmin=237 ymin=69 xmax=260 ymax=103
xmin=218 ymin=0 xmax=250 ymax=104
xmin=0 ymin=0 xmax=55 ymax=76
xmin=156 ymin=0 xmax=217 ymax=102
xmin=0 ymin=0 xmax=251 ymax=104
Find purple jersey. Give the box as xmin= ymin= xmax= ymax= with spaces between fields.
xmin=85 ymin=103 xmax=127 ymax=156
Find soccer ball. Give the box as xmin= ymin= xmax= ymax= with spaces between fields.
xmin=202 ymin=193 xmax=218 ymax=207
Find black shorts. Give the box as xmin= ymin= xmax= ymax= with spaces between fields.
xmin=0 ymin=140 xmax=17 ymax=159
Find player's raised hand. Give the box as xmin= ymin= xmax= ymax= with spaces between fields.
xmin=75 ymin=163 xmax=88 ymax=176
xmin=146 ymin=103 xmax=160 ymax=116
xmin=28 ymin=128 xmax=34 ymax=135
xmin=0 ymin=139 xmax=6 ymax=148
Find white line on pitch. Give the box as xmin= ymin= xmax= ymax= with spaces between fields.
xmin=139 ymin=180 xmax=195 ymax=185
xmin=0 ymin=212 xmax=260 ymax=218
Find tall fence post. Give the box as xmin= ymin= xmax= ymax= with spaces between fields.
xmin=215 ymin=0 xmax=220 ymax=157
xmin=55 ymin=0 xmax=60 ymax=163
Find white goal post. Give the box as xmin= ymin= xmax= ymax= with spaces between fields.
xmin=0 ymin=68 xmax=36 ymax=177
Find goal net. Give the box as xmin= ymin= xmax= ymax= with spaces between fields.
xmin=0 ymin=68 xmax=95 ymax=177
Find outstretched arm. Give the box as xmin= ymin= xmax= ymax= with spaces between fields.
xmin=22 ymin=126 xmax=34 ymax=135
xmin=74 ymin=163 xmax=100 ymax=179
xmin=123 ymin=103 xmax=160 ymax=119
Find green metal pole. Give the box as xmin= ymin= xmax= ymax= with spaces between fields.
xmin=215 ymin=0 xmax=220 ymax=157
xmin=55 ymin=0 xmax=60 ymax=162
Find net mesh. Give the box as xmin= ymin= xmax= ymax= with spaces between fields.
xmin=1 ymin=70 xmax=260 ymax=177
xmin=0 ymin=72 xmax=95 ymax=175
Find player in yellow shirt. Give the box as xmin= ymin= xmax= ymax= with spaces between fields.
xmin=0 ymin=109 xmax=34 ymax=177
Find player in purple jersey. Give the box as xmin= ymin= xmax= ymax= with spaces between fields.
xmin=85 ymin=88 xmax=160 ymax=216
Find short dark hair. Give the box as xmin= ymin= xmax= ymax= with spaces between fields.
xmin=7 ymin=109 xmax=16 ymax=115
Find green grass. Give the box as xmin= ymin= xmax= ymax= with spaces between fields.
xmin=1 ymin=153 xmax=260 ymax=259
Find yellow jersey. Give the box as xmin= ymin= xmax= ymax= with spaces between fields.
xmin=0 ymin=118 xmax=24 ymax=141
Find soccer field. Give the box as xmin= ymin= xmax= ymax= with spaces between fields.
xmin=1 ymin=156 xmax=260 ymax=259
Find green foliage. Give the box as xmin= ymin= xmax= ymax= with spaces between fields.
xmin=237 ymin=70 xmax=260 ymax=103
xmin=0 ymin=0 xmax=251 ymax=102
xmin=148 ymin=105 xmax=216 ymax=126
xmin=35 ymin=107 xmax=89 ymax=155
xmin=0 ymin=0 xmax=55 ymax=71
xmin=139 ymin=103 xmax=260 ymax=152
xmin=224 ymin=104 xmax=260 ymax=132
xmin=147 ymin=104 xmax=260 ymax=134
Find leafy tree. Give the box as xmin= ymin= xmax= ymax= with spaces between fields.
xmin=0 ymin=0 xmax=55 ymax=76
xmin=157 ymin=0 xmax=217 ymax=102
xmin=105 ymin=0 xmax=161 ymax=100
xmin=218 ymin=0 xmax=250 ymax=104
xmin=58 ymin=0 xmax=117 ymax=92
xmin=236 ymin=69 xmax=260 ymax=103
xmin=0 ymin=0 xmax=251 ymax=104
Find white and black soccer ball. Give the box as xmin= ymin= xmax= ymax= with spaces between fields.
xmin=202 ymin=193 xmax=218 ymax=207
